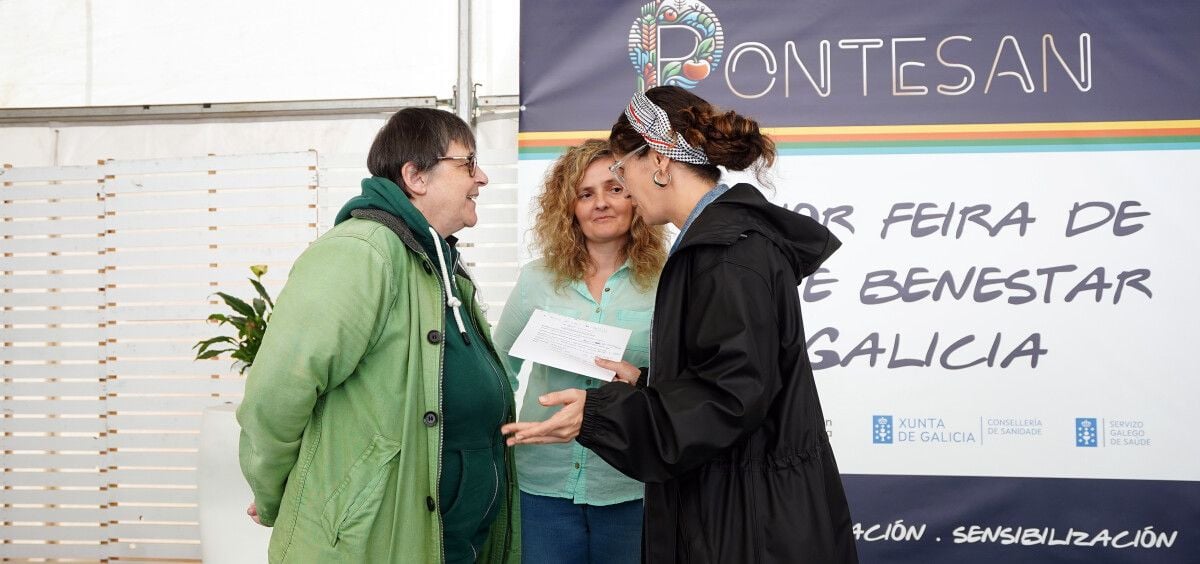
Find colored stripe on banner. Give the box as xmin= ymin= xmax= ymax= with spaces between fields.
xmin=518 ymin=120 xmax=1200 ymax=158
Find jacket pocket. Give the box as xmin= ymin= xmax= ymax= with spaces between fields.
xmin=442 ymin=447 xmax=501 ymax=539
xmin=615 ymin=309 xmax=653 ymax=356
xmin=320 ymin=434 xmax=403 ymax=550
xmin=615 ymin=309 xmax=652 ymax=322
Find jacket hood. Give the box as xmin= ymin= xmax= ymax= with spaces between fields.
xmin=335 ymin=177 xmax=453 ymax=263
xmin=674 ymin=183 xmax=840 ymax=280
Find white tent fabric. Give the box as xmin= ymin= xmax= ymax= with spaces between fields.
xmin=1 ymin=2 xmax=520 ymax=560
xmin=0 ymin=0 xmax=464 ymax=107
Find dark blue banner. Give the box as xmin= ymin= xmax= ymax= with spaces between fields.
xmin=520 ymin=0 xmax=1200 ymax=131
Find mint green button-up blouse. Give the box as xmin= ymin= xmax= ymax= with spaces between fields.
xmin=493 ymin=258 xmax=656 ymax=506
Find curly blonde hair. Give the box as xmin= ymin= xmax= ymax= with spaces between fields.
xmin=533 ymin=139 xmax=666 ymax=290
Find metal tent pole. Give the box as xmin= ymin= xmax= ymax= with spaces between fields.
xmin=455 ymin=0 xmax=474 ymax=125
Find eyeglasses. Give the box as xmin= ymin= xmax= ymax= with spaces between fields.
xmin=608 ymin=144 xmax=648 ymax=186
xmin=437 ymin=153 xmax=477 ymax=177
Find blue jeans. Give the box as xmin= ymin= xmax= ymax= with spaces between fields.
xmin=520 ymin=492 xmax=643 ymax=564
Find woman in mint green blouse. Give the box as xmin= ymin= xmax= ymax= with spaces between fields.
xmin=494 ymin=140 xmax=666 ymax=564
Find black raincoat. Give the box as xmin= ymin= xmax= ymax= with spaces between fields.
xmin=577 ymin=184 xmax=859 ymax=563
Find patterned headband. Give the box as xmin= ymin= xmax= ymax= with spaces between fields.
xmin=624 ymin=90 xmax=711 ymax=166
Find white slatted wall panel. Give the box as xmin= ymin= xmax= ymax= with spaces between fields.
xmin=2 ymin=152 xmax=319 ymax=562
xmin=460 ymin=141 xmax=519 ymax=323
xmin=2 ymin=162 xmax=112 ymax=561
xmin=315 ymin=153 xmax=364 ymax=235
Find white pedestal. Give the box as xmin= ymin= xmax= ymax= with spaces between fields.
xmin=198 ymin=403 xmax=272 ymax=563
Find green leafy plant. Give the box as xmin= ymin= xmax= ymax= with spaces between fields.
xmin=193 ymin=265 xmax=274 ymax=375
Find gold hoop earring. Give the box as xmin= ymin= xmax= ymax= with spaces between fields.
xmin=652 ymin=170 xmax=671 ymax=188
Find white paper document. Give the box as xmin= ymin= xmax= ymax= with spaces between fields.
xmin=508 ymin=308 xmax=633 ymax=381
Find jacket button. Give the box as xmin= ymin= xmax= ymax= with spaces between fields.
xmin=427 ymin=330 xmax=442 ymax=344
xmin=423 ymin=411 xmax=439 ymax=427
xmin=426 ymin=496 xmax=436 ymax=512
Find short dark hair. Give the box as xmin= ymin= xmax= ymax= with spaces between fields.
xmin=367 ymin=107 xmax=476 ymax=197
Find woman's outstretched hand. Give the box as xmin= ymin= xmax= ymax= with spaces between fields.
xmin=501 ymin=389 xmax=586 ymax=446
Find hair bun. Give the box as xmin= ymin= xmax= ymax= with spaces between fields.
xmin=673 ymin=105 xmax=774 ymax=172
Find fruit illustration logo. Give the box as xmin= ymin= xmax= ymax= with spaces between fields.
xmin=627 ymin=0 xmax=725 ymax=90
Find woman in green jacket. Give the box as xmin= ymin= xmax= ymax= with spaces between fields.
xmin=237 ymin=108 xmax=520 ymax=563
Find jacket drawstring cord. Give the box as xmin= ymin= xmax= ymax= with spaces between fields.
xmin=429 ymin=227 xmax=472 ymax=346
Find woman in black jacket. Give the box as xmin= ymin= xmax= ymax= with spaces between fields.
xmin=502 ymin=86 xmax=858 ymax=564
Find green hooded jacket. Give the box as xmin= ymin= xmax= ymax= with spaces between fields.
xmin=237 ymin=180 xmax=520 ymax=563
